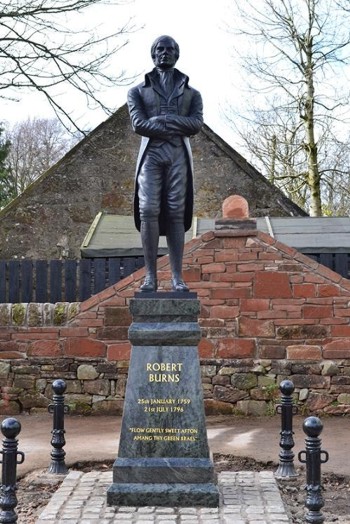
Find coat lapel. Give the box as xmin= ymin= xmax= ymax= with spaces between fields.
xmin=142 ymin=69 xmax=192 ymax=116
xmin=142 ymin=86 xmax=160 ymax=115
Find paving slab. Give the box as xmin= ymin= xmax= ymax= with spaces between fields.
xmin=35 ymin=470 xmax=290 ymax=524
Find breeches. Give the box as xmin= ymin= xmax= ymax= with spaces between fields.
xmin=138 ymin=142 xmax=187 ymax=223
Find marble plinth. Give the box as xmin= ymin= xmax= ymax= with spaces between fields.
xmin=107 ymin=293 xmax=219 ymax=507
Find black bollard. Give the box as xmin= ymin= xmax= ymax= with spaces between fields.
xmin=0 ymin=418 xmax=25 ymax=524
xmin=298 ymin=416 xmax=329 ymax=524
xmin=48 ymin=379 xmax=69 ymax=474
xmin=275 ymin=379 xmax=298 ymax=479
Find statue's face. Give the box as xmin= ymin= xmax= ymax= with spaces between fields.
xmin=152 ymin=38 xmax=177 ymax=69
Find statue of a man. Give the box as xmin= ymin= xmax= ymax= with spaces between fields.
xmin=127 ymin=35 xmax=203 ymax=292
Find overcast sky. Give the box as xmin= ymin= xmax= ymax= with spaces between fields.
xmin=1 ymin=0 xmax=241 ymax=145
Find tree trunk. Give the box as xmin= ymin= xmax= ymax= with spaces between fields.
xmin=304 ymin=41 xmax=322 ymax=217
xmin=268 ymin=134 xmax=277 ymax=184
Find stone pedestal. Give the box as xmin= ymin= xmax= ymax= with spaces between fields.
xmin=107 ymin=293 xmax=219 ymax=507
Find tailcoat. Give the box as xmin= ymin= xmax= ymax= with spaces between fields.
xmin=127 ymin=68 xmax=203 ymax=234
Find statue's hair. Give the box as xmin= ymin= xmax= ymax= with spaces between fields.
xmin=151 ymin=35 xmax=180 ymax=61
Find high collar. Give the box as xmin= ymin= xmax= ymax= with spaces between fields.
xmin=155 ymin=67 xmax=174 ymax=76
xmin=143 ymin=68 xmax=189 ymax=88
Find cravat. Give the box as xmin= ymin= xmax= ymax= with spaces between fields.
xmin=158 ymin=71 xmax=174 ymax=98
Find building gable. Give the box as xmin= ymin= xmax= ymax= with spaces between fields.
xmin=0 ymin=104 xmax=306 ymax=259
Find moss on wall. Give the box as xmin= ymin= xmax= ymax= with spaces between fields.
xmin=12 ymin=304 xmax=26 ymax=326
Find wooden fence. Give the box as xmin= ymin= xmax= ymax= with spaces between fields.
xmin=306 ymin=252 xmax=350 ymax=280
xmin=0 ymin=252 xmax=349 ymax=304
xmin=0 ymin=257 xmax=145 ymax=304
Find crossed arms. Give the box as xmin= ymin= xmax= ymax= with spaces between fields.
xmin=127 ymin=87 xmax=203 ymax=141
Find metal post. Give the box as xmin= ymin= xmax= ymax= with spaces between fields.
xmin=298 ymin=416 xmax=329 ymax=524
xmin=275 ymin=379 xmax=298 ymax=479
xmin=0 ymin=418 xmax=25 ymax=524
xmin=48 ymin=379 xmax=69 ymax=474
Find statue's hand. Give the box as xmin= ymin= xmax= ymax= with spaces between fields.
xmin=148 ymin=116 xmax=165 ymax=124
xmin=165 ymin=114 xmax=199 ymax=135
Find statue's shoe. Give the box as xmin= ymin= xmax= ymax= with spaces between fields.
xmin=140 ymin=276 xmax=157 ymax=292
xmin=171 ymin=278 xmax=189 ymax=292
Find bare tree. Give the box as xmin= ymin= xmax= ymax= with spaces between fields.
xmin=319 ymin=135 xmax=350 ymax=215
xmin=0 ymin=0 xmax=135 ymax=131
xmin=5 ymin=117 xmax=76 ymax=196
xmin=228 ymin=0 xmax=350 ymax=216
xmin=0 ymin=125 xmax=13 ymax=208
xmin=234 ymin=101 xmax=311 ymax=209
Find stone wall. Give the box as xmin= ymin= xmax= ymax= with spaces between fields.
xmin=1 ymin=226 xmax=350 ymax=416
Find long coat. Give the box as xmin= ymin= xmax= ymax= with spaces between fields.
xmin=127 ymin=68 xmax=203 ymax=234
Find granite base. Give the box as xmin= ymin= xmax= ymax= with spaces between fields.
xmin=112 ymin=457 xmax=216 ymax=484
xmin=106 ymin=482 xmax=220 ymax=507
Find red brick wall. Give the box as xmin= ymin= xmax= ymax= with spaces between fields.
xmin=1 ymin=227 xmax=350 ymax=415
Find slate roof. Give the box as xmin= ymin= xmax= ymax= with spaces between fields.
xmin=255 ymin=217 xmax=350 ymax=253
xmin=81 ymin=214 xmax=350 ymax=257
xmin=81 ymin=214 xmax=195 ymax=257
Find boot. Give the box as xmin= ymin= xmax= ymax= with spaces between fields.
xmin=140 ymin=221 xmax=159 ymax=292
xmin=166 ymin=222 xmax=189 ymax=292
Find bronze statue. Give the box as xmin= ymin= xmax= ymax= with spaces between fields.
xmin=127 ymin=35 xmax=203 ymax=292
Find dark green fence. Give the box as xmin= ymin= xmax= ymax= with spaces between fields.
xmin=306 ymin=253 xmax=350 ymax=280
xmin=0 ymin=257 xmax=145 ymax=303
xmin=0 ymin=252 xmax=349 ymax=304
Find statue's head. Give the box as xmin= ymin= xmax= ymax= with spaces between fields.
xmin=151 ymin=35 xmax=179 ymax=69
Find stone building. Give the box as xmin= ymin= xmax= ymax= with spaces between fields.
xmin=0 ymin=104 xmax=305 ymax=260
